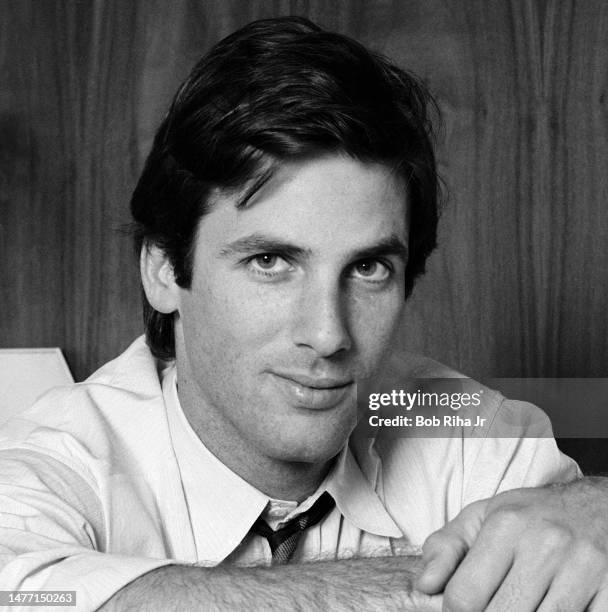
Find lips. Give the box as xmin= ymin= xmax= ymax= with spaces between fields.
xmin=269 ymin=371 xmax=355 ymax=410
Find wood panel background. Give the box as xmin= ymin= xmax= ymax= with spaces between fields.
xmin=2 ymin=0 xmax=607 ymax=388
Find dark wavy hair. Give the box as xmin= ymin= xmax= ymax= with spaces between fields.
xmin=130 ymin=16 xmax=440 ymax=360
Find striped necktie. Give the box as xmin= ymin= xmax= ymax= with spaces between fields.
xmin=251 ymin=491 xmax=335 ymax=564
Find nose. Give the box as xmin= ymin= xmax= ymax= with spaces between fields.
xmin=292 ymin=277 xmax=352 ymax=357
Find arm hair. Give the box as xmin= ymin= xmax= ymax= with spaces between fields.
xmin=100 ymin=556 xmax=442 ymax=611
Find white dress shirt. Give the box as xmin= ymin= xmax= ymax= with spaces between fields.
xmin=0 ymin=337 xmax=580 ymax=610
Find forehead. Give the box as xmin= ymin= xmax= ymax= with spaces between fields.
xmin=196 ymin=154 xmax=409 ymax=256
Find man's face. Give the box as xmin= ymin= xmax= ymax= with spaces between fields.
xmin=174 ymin=154 xmax=408 ymax=468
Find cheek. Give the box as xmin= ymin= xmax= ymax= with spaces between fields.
xmin=180 ymin=276 xmax=288 ymax=358
xmin=350 ymin=292 xmax=403 ymax=360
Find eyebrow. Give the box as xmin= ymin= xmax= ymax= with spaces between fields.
xmin=353 ymin=236 xmax=409 ymax=264
xmin=218 ymin=233 xmax=408 ymax=263
xmin=218 ymin=234 xmax=312 ymax=259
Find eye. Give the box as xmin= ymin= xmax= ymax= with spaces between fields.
xmin=247 ymin=253 xmax=293 ymax=276
xmin=350 ymin=259 xmax=391 ymax=282
xmin=254 ymin=254 xmax=280 ymax=269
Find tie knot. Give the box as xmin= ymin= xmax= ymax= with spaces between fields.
xmin=251 ymin=492 xmax=335 ymax=563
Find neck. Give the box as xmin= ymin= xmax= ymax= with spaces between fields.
xmin=176 ymin=371 xmax=333 ymax=501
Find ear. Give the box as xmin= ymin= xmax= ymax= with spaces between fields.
xmin=140 ymin=243 xmax=181 ymax=314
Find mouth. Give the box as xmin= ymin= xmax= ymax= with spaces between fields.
xmin=269 ymin=371 xmax=355 ymax=410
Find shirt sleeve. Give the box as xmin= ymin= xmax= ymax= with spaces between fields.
xmin=462 ymin=398 xmax=582 ymax=506
xmin=0 ymin=448 xmax=174 ymax=611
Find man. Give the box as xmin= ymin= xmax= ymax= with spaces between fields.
xmin=1 ymin=16 xmax=607 ymax=611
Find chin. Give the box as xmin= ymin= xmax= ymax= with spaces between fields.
xmin=264 ymin=427 xmax=352 ymax=465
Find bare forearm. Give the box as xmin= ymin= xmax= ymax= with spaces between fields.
xmin=101 ymin=556 xmax=441 ymax=611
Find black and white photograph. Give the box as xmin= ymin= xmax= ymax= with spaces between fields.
xmin=1 ymin=1 xmax=608 ymax=610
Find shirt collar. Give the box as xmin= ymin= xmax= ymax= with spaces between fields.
xmin=325 ymin=443 xmax=403 ymax=538
xmin=163 ymin=365 xmax=269 ymax=563
xmin=162 ymin=365 xmax=402 ymax=563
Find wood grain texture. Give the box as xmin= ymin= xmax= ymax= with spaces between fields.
xmin=1 ymin=0 xmax=607 ymax=383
